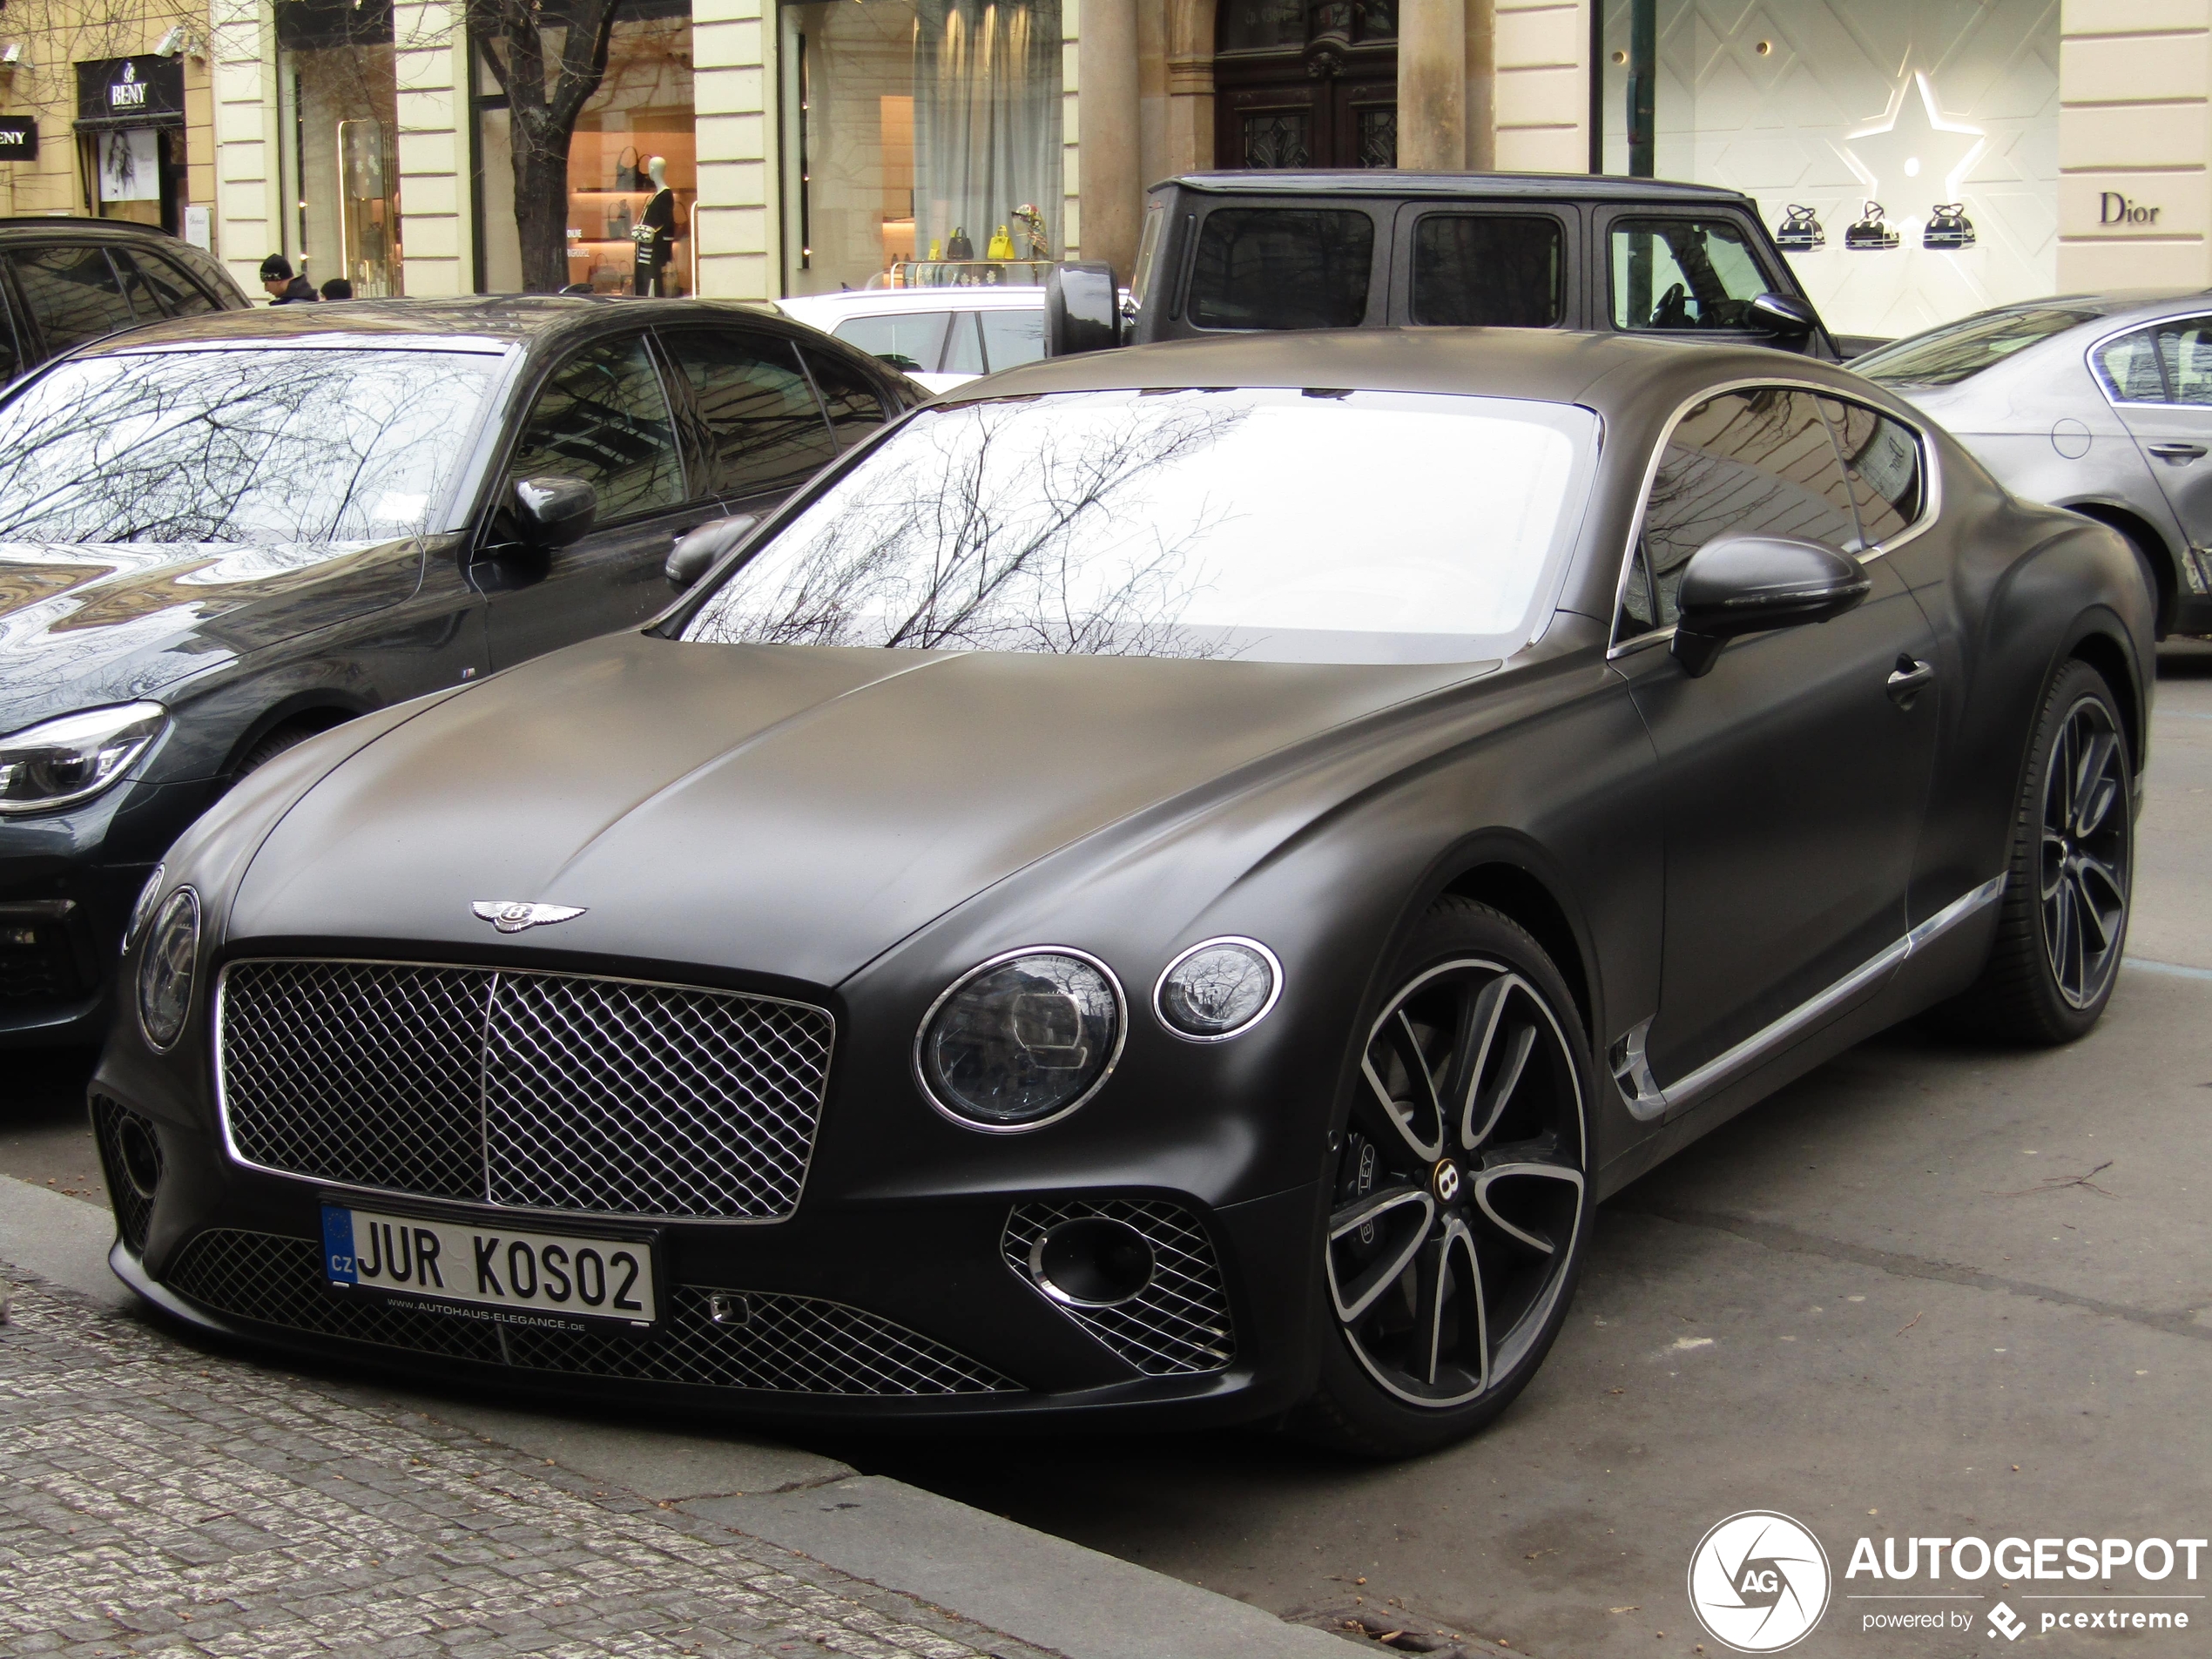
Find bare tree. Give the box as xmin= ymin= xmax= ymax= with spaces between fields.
xmin=466 ymin=0 xmax=625 ymax=293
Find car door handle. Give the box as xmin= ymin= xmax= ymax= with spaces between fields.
xmin=2147 ymin=442 xmax=2207 ymax=462
xmin=1886 ymin=657 xmax=1935 ymax=708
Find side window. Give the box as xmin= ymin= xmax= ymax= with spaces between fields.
xmin=1819 ymin=396 xmax=1925 ymax=548
xmin=8 ymin=246 xmax=138 ymax=354
xmin=801 ymin=348 xmax=892 ymax=448
xmin=1410 ymin=214 xmax=1564 ymax=327
xmin=2159 ymin=317 xmax=2212 ymax=405
xmin=505 ymin=334 xmax=684 ymax=523
xmin=1616 ymin=388 xmax=1859 ymax=640
xmin=1187 ymin=208 xmax=1375 ymax=331
xmin=1608 ymin=219 xmax=1770 ymax=333
xmin=658 ymin=329 xmax=835 ymax=500
xmin=980 ymin=306 xmax=1046 ymax=372
xmin=2095 ymin=328 xmax=2165 ymax=402
xmin=122 ymin=250 xmax=222 ymax=318
xmin=940 ymin=312 xmax=986 ymax=377
xmin=833 ymin=312 xmax=950 ymax=375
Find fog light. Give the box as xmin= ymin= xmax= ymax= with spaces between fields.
xmin=118 ymin=1115 xmax=162 ymax=1202
xmin=1028 ymin=1217 xmax=1156 ymax=1308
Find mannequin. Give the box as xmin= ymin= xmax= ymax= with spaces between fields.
xmin=632 ymin=156 xmax=678 ymax=295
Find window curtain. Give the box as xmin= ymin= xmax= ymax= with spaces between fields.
xmin=914 ymin=0 xmax=1062 ymax=262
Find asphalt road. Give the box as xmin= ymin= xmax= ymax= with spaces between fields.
xmin=9 ymin=642 xmax=2210 ymax=1658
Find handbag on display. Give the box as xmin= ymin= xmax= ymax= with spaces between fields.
xmin=1923 ymin=203 xmax=1976 ymax=250
xmin=615 ymin=145 xmax=644 ymax=192
xmin=945 ymin=226 xmax=974 ymax=260
xmin=1775 ymin=204 xmax=1824 ymax=251
xmin=986 ymin=225 xmax=1015 ymax=260
xmin=1844 ymin=201 xmax=1899 ymax=251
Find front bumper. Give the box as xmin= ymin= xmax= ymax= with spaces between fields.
xmin=91 ymin=1089 xmax=1325 ymax=1429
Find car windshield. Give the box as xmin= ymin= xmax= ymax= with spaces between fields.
xmin=0 ymin=347 xmax=501 ymax=543
xmin=1853 ymin=307 xmax=2101 ymax=388
xmin=681 ymin=387 xmax=1595 ymax=664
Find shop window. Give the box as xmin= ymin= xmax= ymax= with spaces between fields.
xmin=75 ymin=57 xmax=190 ymax=236
xmin=474 ymin=0 xmax=695 ymax=295
xmin=779 ymin=0 xmax=1063 ymax=294
xmin=277 ymin=0 xmax=403 ymax=295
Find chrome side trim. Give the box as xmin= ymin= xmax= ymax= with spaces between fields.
xmin=1635 ymin=874 xmax=2006 ymax=1117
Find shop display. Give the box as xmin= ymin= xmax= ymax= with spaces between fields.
xmin=1845 ymin=201 xmax=1899 ymax=251
xmin=1923 ymin=203 xmax=1977 ymax=250
xmin=1775 ymin=204 xmax=1824 ymax=251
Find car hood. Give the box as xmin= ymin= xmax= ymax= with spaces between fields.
xmin=0 ymin=536 xmax=425 ymax=729
xmin=230 ymin=631 xmax=1481 ymax=987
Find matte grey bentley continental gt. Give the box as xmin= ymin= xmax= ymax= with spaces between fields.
xmin=91 ymin=329 xmax=2150 ymax=1453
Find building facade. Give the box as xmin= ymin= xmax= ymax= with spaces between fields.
xmin=0 ymin=0 xmax=2202 ymax=336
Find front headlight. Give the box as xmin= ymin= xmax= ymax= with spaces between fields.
xmin=1155 ymin=937 xmax=1281 ymax=1041
xmin=136 ymin=886 xmax=199 ymax=1050
xmin=916 ymin=948 xmax=1124 ymax=1130
xmin=0 ymin=701 xmax=167 ymax=814
xmin=120 ymin=863 xmax=165 ymax=957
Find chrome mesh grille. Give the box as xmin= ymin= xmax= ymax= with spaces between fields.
xmin=91 ymin=1096 xmax=159 ymax=1255
xmin=219 ymin=960 xmax=833 ymax=1221
xmin=1001 ymin=1198 xmax=1236 ymax=1376
xmin=165 ymin=1230 xmax=1018 ymax=1396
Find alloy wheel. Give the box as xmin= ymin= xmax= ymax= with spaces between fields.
xmin=1326 ymin=958 xmax=1587 ymax=1409
xmin=2040 ymin=695 xmax=2130 ymax=1008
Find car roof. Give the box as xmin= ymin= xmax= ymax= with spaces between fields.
xmin=0 ymin=216 xmax=206 ymax=240
xmin=955 ymin=326 xmax=1873 ymax=413
xmin=1163 ymin=170 xmax=1756 ymax=206
xmin=60 ymin=293 xmax=795 ymax=357
xmin=779 ymin=287 xmax=1046 ymax=318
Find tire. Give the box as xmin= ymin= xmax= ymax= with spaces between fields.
xmin=1286 ymin=898 xmax=1597 ymax=1458
xmin=232 ymin=722 xmax=320 ymax=779
xmin=1939 ymin=658 xmax=2134 ymax=1045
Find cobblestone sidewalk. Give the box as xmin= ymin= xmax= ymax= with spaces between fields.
xmin=0 ymin=1272 xmax=1061 ymax=1659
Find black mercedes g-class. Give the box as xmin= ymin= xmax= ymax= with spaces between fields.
xmin=1049 ymin=171 xmax=1857 ymax=361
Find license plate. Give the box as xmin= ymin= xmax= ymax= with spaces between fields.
xmin=320 ymin=1203 xmax=658 ymax=1330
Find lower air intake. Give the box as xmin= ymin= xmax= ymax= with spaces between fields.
xmin=1002 ymin=1197 xmax=1235 ymax=1375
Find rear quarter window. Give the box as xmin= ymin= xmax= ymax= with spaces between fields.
xmin=1187 ymin=208 xmax=1375 ymax=331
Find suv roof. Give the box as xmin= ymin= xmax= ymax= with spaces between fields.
xmin=1166 ymin=171 xmax=1757 ymax=206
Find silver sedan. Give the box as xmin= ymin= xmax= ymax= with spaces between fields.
xmin=1855 ymin=293 xmax=2212 ymax=637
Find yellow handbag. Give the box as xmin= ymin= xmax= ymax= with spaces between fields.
xmin=986 ymin=225 xmax=1015 ymax=260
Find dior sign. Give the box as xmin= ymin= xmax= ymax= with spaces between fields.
xmin=2100 ymin=192 xmax=2161 ymax=226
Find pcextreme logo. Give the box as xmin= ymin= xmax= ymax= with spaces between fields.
xmin=1688 ymin=1511 xmax=1833 ymax=1653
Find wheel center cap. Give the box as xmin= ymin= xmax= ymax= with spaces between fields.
xmin=1432 ymin=1158 xmax=1462 ymax=1204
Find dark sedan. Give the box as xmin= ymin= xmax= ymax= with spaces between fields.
xmin=0 ymin=297 xmax=921 ymax=1044
xmin=94 ymin=330 xmax=2148 ymax=1453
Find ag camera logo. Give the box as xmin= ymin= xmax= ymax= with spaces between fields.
xmin=1689 ymin=1511 xmax=1832 ymax=1652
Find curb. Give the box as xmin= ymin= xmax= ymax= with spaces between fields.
xmin=0 ymin=1172 xmax=1355 ymax=1659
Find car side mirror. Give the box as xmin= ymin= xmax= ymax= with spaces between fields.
xmin=1748 ymin=291 xmax=1817 ymax=341
xmin=665 ymin=513 xmax=761 ymax=590
xmin=1670 ymin=534 xmax=1871 ymax=678
xmin=511 ymin=475 xmax=597 ymax=550
xmin=1044 ymin=261 xmax=1123 ymax=357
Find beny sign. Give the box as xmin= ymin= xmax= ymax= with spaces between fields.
xmin=0 ymin=118 xmax=35 ymax=160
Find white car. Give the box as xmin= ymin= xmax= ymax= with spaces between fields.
xmin=774 ymin=287 xmax=1047 ymax=394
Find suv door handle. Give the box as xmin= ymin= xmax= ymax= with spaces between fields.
xmin=2148 ymin=442 xmax=2207 ymax=462
xmin=1886 ymin=657 xmax=1935 ymax=708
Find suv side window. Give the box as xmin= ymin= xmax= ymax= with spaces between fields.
xmin=1411 ymin=214 xmax=1565 ymax=327
xmin=980 ymin=306 xmax=1046 ymax=372
xmin=1617 ymin=388 xmax=1859 ymax=639
xmin=1188 ymin=208 xmax=1375 ymax=331
xmin=658 ymin=328 xmax=836 ymax=500
xmin=1818 ymin=396 xmax=1925 ymax=547
xmin=1608 ymin=218 xmax=1770 ymax=333
xmin=505 ymin=334 xmax=685 ymax=523
xmin=9 ymin=246 xmax=138 ymax=354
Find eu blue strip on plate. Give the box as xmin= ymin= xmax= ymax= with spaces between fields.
xmin=320 ymin=1204 xmax=358 ymax=1285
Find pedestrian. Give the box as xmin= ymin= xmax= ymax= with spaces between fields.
xmin=320 ymin=277 xmax=354 ymax=301
xmin=260 ymin=255 xmax=318 ymax=305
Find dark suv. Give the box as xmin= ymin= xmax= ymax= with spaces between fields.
xmin=1051 ymin=172 xmax=1859 ymax=361
xmin=0 ymin=218 xmax=249 ymax=381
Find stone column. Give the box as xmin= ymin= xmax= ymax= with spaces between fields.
xmin=1165 ymin=0 xmax=1217 ymax=176
xmin=392 ymin=0 xmax=472 ymax=296
xmin=210 ymin=0 xmax=280 ymax=292
xmin=1399 ymin=0 xmax=1467 ymax=172
xmin=693 ymin=0 xmax=776 ymax=300
xmin=1465 ymin=0 xmax=1495 ymax=170
xmin=1078 ymin=0 xmax=1143 ymax=280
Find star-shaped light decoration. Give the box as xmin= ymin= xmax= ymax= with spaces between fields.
xmin=1838 ymin=71 xmax=1986 ymax=206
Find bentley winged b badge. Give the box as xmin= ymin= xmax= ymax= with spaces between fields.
xmin=472 ymin=900 xmax=588 ymax=934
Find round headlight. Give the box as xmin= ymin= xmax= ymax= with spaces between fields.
xmin=136 ymin=886 xmax=199 ymax=1051
xmin=1155 ymin=937 xmax=1281 ymax=1041
xmin=917 ymin=948 xmax=1124 ymax=1130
